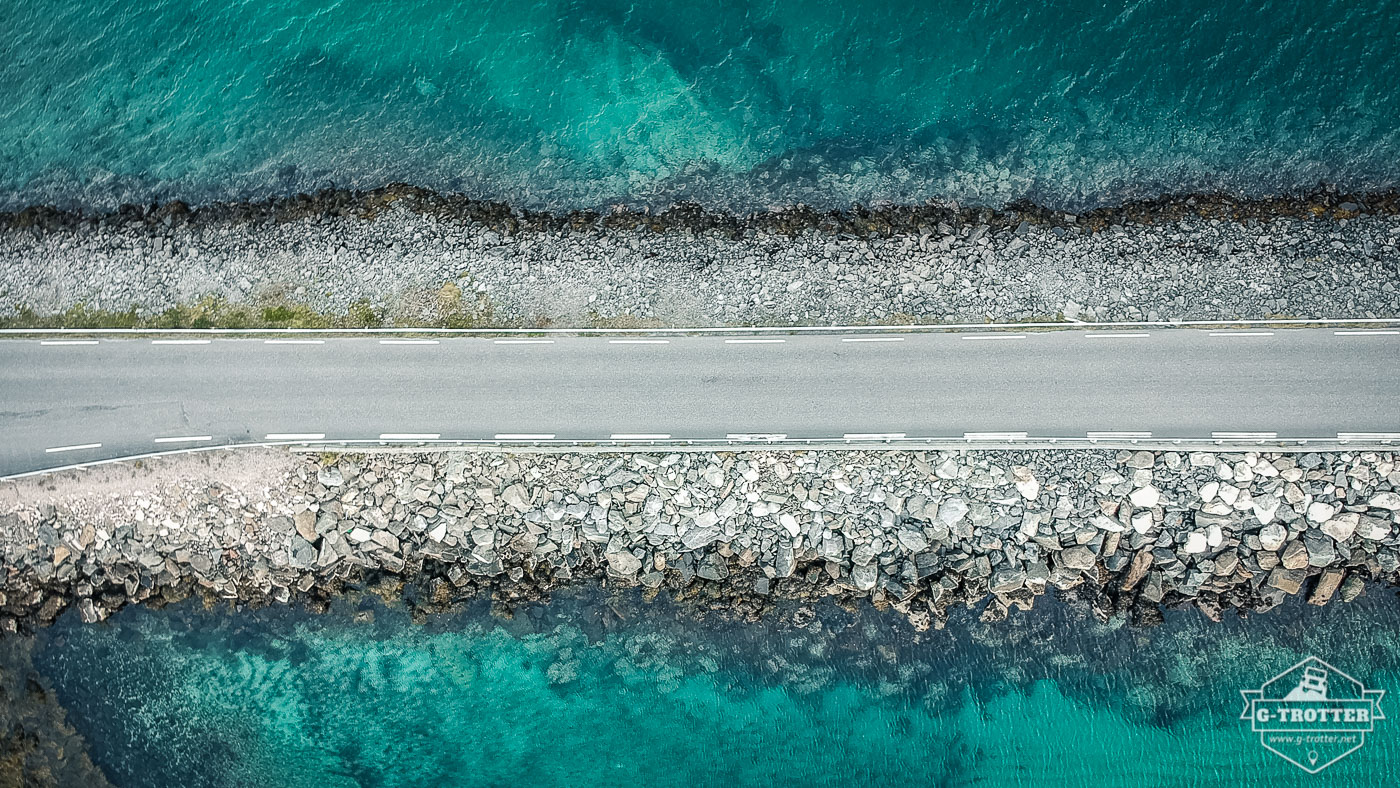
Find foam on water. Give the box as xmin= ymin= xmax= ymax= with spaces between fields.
xmin=31 ymin=591 xmax=1400 ymax=787
xmin=2 ymin=0 xmax=1399 ymax=212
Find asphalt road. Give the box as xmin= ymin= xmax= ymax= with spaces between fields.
xmin=1 ymin=328 xmax=1397 ymax=476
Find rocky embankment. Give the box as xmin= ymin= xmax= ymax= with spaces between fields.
xmin=2 ymin=188 xmax=1399 ymax=326
xmin=2 ymin=447 xmax=1399 ymax=633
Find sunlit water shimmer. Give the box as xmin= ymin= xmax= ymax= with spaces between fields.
xmin=3 ymin=0 xmax=1400 ymax=212
xmin=28 ymin=590 xmax=1400 ymax=787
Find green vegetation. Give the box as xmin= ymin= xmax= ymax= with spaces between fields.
xmin=0 ymin=284 xmax=507 ymax=332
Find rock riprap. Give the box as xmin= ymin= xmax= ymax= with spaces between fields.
xmin=2 ymin=448 xmax=1398 ymax=632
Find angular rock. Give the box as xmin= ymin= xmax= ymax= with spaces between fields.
xmin=1060 ymin=546 xmax=1097 ymax=571
xmin=1321 ymin=513 xmax=1359 ymax=543
xmin=606 ymin=550 xmax=643 ymax=575
xmin=1129 ymin=485 xmax=1161 ymax=509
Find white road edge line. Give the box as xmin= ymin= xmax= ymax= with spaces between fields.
xmin=379 ymin=339 xmax=439 ymax=345
xmin=1211 ymin=431 xmax=1278 ymax=439
xmin=1338 ymin=432 xmax=1400 ymax=440
xmin=843 ymin=433 xmax=907 ymax=440
xmin=40 ymin=340 xmax=100 ymax=346
xmin=45 ymin=443 xmax=102 ymax=453
xmin=153 ymin=435 xmax=212 ymax=443
xmin=609 ymin=339 xmax=670 ymax=345
xmin=379 ymin=433 xmax=441 ymax=440
xmin=841 ymin=337 xmax=905 ymax=343
xmin=152 ymin=339 xmax=211 ymax=345
xmin=1208 ymin=331 xmax=1274 ymax=337
xmin=265 ymin=433 xmax=327 ymax=440
xmin=494 ymin=433 xmax=557 ymax=440
xmin=964 ymin=432 xmax=1030 ymax=440
xmin=1087 ymin=431 xmax=1153 ymax=439
xmin=960 ymin=335 xmax=1026 ymax=341
xmin=1335 ymin=330 xmax=1400 ymax=336
xmin=5 ymin=317 xmax=1400 ymax=338
xmin=494 ymin=339 xmax=555 ymax=344
xmin=1084 ymin=333 xmax=1149 ymax=339
xmin=610 ymin=433 xmax=672 ymax=440
xmin=725 ymin=339 xmax=786 ymax=344
xmin=264 ymin=339 xmax=325 ymax=344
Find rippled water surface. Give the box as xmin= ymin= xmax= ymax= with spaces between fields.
xmin=3 ymin=0 xmax=1400 ymax=211
xmin=27 ymin=590 xmax=1400 ymax=787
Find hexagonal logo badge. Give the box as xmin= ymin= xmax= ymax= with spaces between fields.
xmin=1240 ymin=656 xmax=1385 ymax=773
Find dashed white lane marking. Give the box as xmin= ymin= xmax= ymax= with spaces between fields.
xmin=45 ymin=443 xmax=102 ymax=453
xmin=1084 ymin=333 xmax=1150 ymax=339
xmin=265 ymin=433 xmax=326 ymax=440
xmin=609 ymin=339 xmax=671 ymax=345
xmin=1209 ymin=331 xmax=1274 ymax=337
xmin=265 ymin=339 xmax=325 ymax=345
xmin=1212 ymin=431 xmax=1277 ymax=440
xmin=725 ymin=338 xmax=786 ymax=344
xmin=494 ymin=433 xmax=556 ymax=440
xmin=1338 ymin=432 xmax=1400 ymax=440
xmin=379 ymin=339 xmax=439 ymax=345
xmin=41 ymin=340 xmax=99 ymax=346
xmin=960 ymin=334 xmax=1026 ymax=341
xmin=379 ymin=433 xmax=440 ymax=440
xmin=1335 ymin=330 xmax=1400 ymax=336
xmin=152 ymin=339 xmax=211 ymax=345
xmin=840 ymin=337 xmax=905 ymax=343
xmin=964 ymin=432 xmax=1029 ymax=440
xmin=1088 ymin=431 xmax=1153 ymax=439
xmin=610 ymin=433 xmax=671 ymax=440
xmin=843 ymin=433 xmax=907 ymax=440
xmin=494 ymin=339 xmax=555 ymax=345
xmin=727 ymin=433 xmax=789 ymax=441
xmin=153 ymin=435 xmax=212 ymax=443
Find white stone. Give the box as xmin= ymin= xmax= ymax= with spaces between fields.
xmin=1369 ymin=492 xmax=1400 ymax=510
xmin=1129 ymin=485 xmax=1161 ymax=509
xmin=1258 ymin=523 xmax=1287 ymax=551
xmin=348 ymin=527 xmax=373 ymax=544
xmin=694 ymin=511 xmax=720 ymax=529
xmin=1207 ymin=524 xmax=1223 ymax=548
xmin=779 ymin=513 xmax=800 ymax=537
xmin=1015 ymin=475 xmax=1041 ymax=502
xmin=1183 ymin=532 xmax=1209 ymax=553
xmin=1218 ymin=484 xmax=1240 ymax=507
xmin=1199 ymin=482 xmax=1219 ymax=503
xmin=938 ymin=498 xmax=969 ymax=525
xmin=1093 ymin=514 xmax=1125 ymax=533
xmin=1131 ymin=512 xmax=1154 ymax=534
xmin=1307 ymin=501 xmax=1339 ymax=523
xmin=428 ymin=523 xmax=447 ymax=542
xmin=1359 ymin=517 xmax=1393 ymax=541
xmin=1321 ymin=513 xmax=1359 ymax=543
xmin=1252 ymin=495 xmax=1280 ymax=525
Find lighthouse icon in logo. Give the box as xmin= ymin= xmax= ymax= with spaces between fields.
xmin=1241 ymin=656 xmax=1386 ymax=773
xmin=1284 ymin=665 xmax=1330 ymax=702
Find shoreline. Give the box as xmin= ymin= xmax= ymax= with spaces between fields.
xmin=5 ymin=183 xmax=1400 ymax=235
xmin=2 ymin=447 xmax=1397 ymax=635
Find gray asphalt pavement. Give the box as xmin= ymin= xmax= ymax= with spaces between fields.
xmin=1 ymin=328 xmax=1397 ymax=476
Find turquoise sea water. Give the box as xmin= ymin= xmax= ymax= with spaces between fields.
xmin=3 ymin=0 xmax=1400 ymax=212
xmin=29 ymin=591 xmax=1400 ymax=787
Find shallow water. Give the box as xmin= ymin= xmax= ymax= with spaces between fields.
xmin=3 ymin=0 xmax=1400 ymax=211
xmin=27 ymin=589 xmax=1400 ymax=787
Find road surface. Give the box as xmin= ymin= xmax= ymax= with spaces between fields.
xmin=1 ymin=328 xmax=1397 ymax=476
